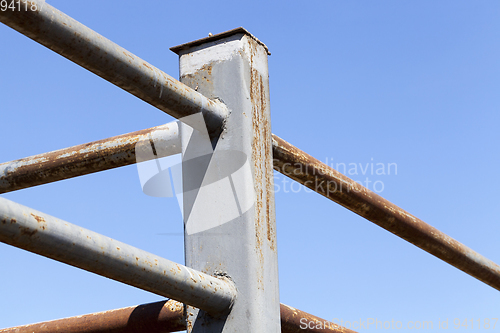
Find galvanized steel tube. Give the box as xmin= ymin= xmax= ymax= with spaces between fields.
xmin=0 ymin=0 xmax=228 ymax=136
xmin=0 ymin=198 xmax=236 ymax=314
xmin=272 ymin=135 xmax=500 ymax=291
xmin=0 ymin=122 xmax=180 ymax=194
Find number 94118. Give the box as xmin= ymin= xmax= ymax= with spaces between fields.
xmin=1 ymin=0 xmax=41 ymax=12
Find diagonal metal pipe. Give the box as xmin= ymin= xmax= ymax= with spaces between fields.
xmin=0 ymin=122 xmax=180 ymax=194
xmin=0 ymin=198 xmax=236 ymax=315
xmin=0 ymin=300 xmax=186 ymax=333
xmin=271 ymin=134 xmax=500 ymax=291
xmin=0 ymin=0 xmax=228 ymax=137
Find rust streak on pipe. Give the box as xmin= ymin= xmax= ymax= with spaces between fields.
xmin=271 ymin=134 xmax=500 ymax=291
xmin=0 ymin=301 xmax=355 ymax=333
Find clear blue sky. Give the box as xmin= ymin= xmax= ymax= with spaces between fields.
xmin=1 ymin=1 xmax=499 ymax=332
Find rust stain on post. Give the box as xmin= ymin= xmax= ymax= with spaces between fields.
xmin=271 ymin=134 xmax=500 ymax=291
xmin=248 ymin=36 xmax=276 ymax=264
xmin=251 ymin=64 xmax=265 ymax=283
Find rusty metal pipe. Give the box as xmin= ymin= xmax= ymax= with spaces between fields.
xmin=0 ymin=300 xmax=186 ymax=333
xmin=0 ymin=122 xmax=180 ymax=194
xmin=0 ymin=198 xmax=236 ymax=314
xmin=0 ymin=301 xmax=356 ymax=333
xmin=272 ymin=135 xmax=500 ymax=291
xmin=0 ymin=0 xmax=228 ymax=136
xmin=280 ymin=303 xmax=357 ymax=333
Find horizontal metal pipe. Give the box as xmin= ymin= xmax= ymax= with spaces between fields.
xmin=0 ymin=122 xmax=180 ymax=194
xmin=0 ymin=301 xmax=356 ymax=333
xmin=271 ymin=135 xmax=500 ymax=291
xmin=0 ymin=0 xmax=227 ymax=137
xmin=0 ymin=198 xmax=236 ymax=314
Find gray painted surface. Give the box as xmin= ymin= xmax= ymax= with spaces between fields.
xmin=175 ymin=32 xmax=280 ymax=332
xmin=0 ymin=197 xmax=236 ymax=315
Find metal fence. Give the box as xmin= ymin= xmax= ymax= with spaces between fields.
xmin=1 ymin=1 xmax=499 ymax=332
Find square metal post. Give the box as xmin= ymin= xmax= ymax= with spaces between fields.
xmin=171 ymin=28 xmax=280 ymax=332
